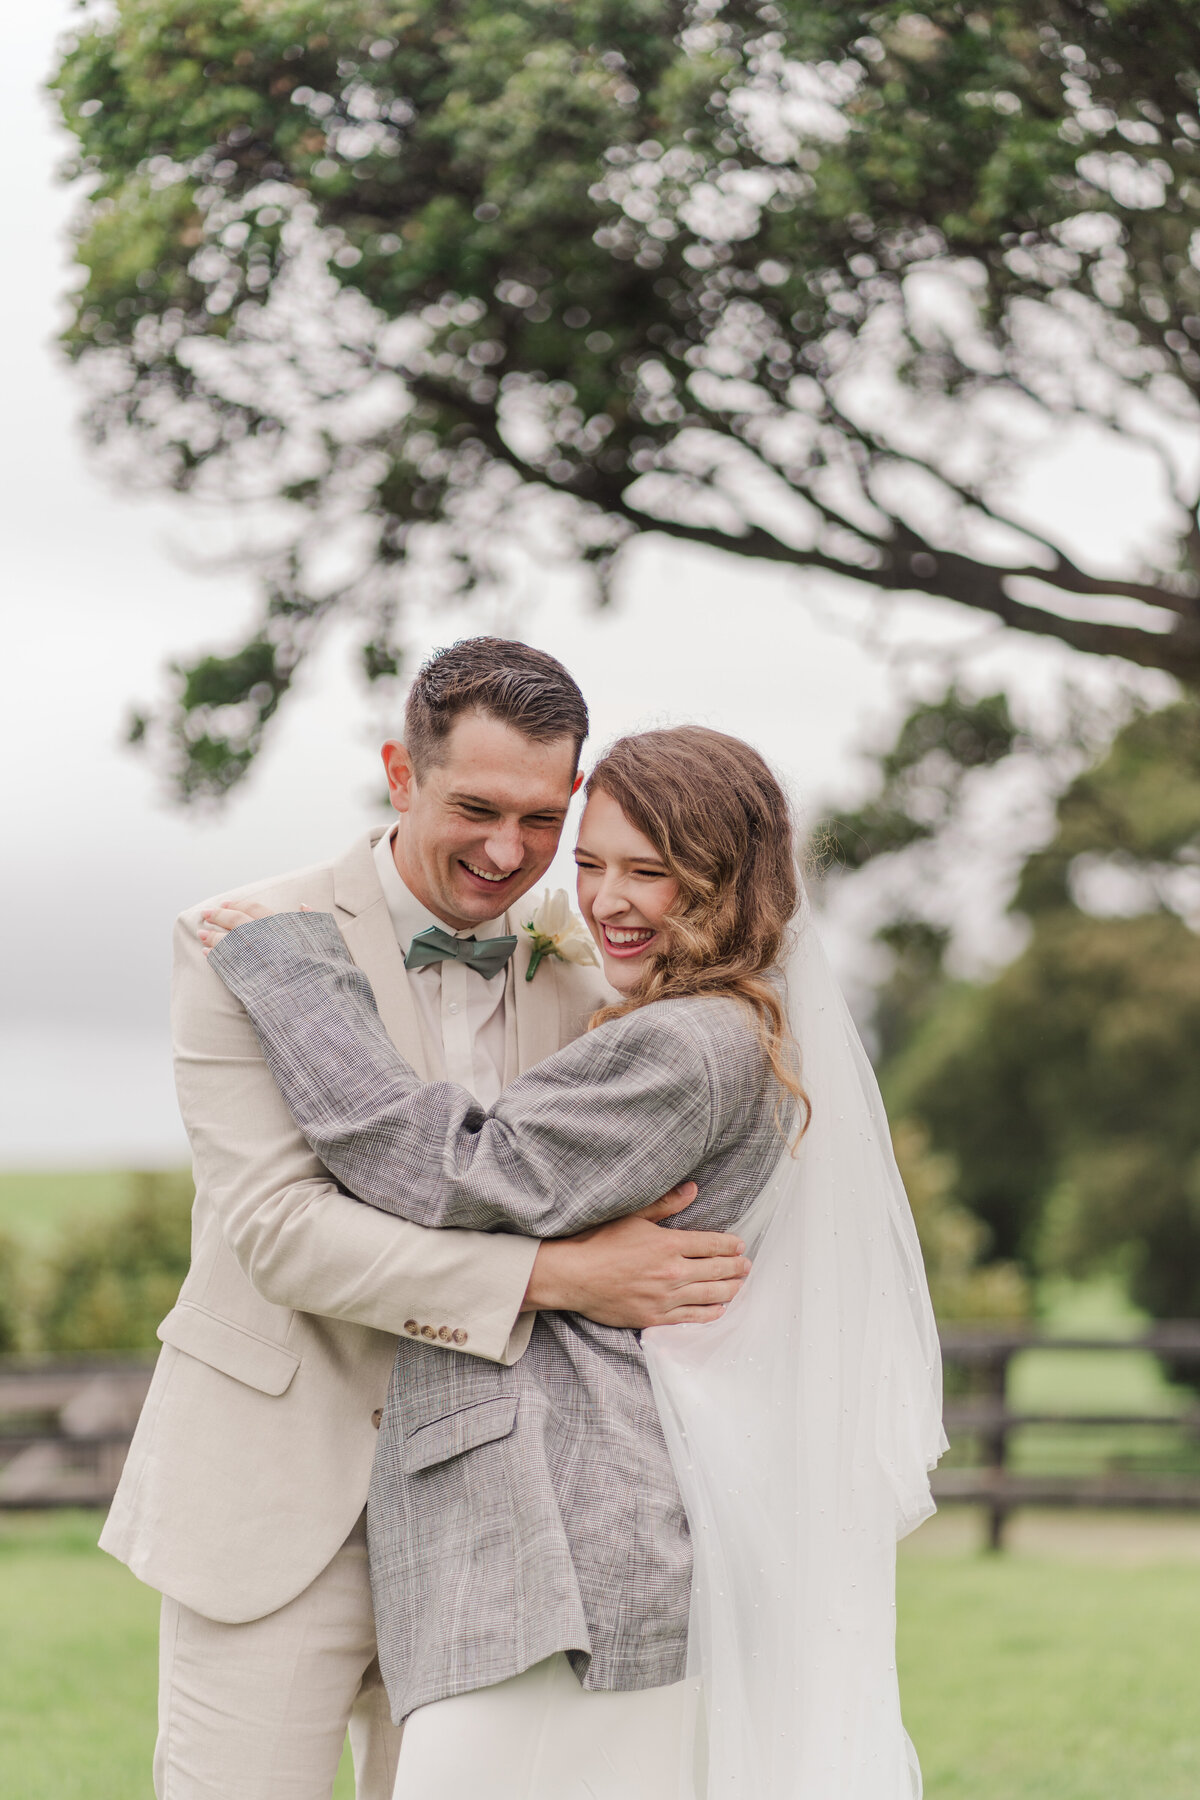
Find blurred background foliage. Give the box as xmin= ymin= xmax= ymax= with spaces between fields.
xmin=51 ymin=0 xmax=1200 ymax=799
xmin=0 ymin=1173 xmax=192 ymax=1357
xmin=822 ymin=688 xmax=1200 ymax=1331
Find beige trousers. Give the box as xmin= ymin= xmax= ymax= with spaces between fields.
xmin=154 ymin=1515 xmax=403 ymax=1800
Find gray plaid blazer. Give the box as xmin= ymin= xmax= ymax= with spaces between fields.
xmin=209 ymin=913 xmax=787 ymax=1721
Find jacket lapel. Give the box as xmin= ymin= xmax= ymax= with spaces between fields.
xmin=505 ymin=910 xmax=562 ymax=1077
xmin=332 ymin=830 xmax=431 ymax=1080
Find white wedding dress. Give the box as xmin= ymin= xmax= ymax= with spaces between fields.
xmin=393 ymin=896 xmax=943 ymax=1799
xmin=393 ymin=1653 xmax=702 ymax=1799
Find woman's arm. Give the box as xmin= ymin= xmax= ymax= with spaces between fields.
xmin=207 ymin=911 xmax=752 ymax=1238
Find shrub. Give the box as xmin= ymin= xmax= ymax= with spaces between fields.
xmin=0 ymin=1230 xmax=23 ymax=1354
xmin=37 ymin=1172 xmax=193 ymax=1354
xmin=894 ymin=1118 xmax=1029 ymax=1325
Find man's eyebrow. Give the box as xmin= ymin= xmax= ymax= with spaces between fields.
xmin=448 ymin=790 xmax=568 ymax=815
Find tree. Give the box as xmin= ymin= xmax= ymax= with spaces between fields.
xmin=892 ymin=1119 xmax=1029 ymax=1323
xmin=37 ymin=1171 xmax=194 ymax=1354
xmin=54 ymin=0 xmax=1200 ymax=797
xmin=0 ymin=1232 xmax=24 ymax=1355
xmin=865 ymin=698 xmax=1200 ymax=1320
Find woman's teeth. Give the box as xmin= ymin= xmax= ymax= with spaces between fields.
xmin=604 ymin=926 xmax=654 ymax=946
xmin=463 ymin=861 xmax=508 ymax=883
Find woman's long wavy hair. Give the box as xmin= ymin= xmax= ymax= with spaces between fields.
xmin=586 ymin=726 xmax=810 ymax=1136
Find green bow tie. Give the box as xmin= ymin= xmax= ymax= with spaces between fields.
xmin=404 ymin=925 xmax=518 ymax=981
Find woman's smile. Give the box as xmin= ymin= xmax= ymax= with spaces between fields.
xmin=598 ymin=923 xmax=658 ymax=958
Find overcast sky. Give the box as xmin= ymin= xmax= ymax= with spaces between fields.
xmin=1 ymin=5 xmax=1174 ymax=1165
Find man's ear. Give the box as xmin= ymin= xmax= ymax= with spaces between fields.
xmin=382 ymin=741 xmax=417 ymax=813
xmin=571 ymin=771 xmax=585 ymax=796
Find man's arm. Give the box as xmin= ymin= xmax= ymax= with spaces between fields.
xmin=179 ymin=912 xmax=750 ymax=1349
xmin=524 ymin=1203 xmax=752 ymax=1328
xmin=173 ymin=911 xmax=539 ymax=1362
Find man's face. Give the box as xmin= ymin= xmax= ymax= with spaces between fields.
xmin=383 ymin=711 xmax=579 ymax=930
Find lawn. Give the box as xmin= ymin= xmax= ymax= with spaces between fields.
xmin=0 ymin=1511 xmax=355 ymax=1800
xmin=2 ymin=1509 xmax=1199 ymax=1799
xmin=898 ymin=1525 xmax=1200 ymax=1799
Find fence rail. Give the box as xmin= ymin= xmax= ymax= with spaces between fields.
xmin=934 ymin=1325 xmax=1200 ymax=1547
xmin=6 ymin=1330 xmax=1200 ymax=1538
xmin=0 ymin=1357 xmax=153 ymax=1511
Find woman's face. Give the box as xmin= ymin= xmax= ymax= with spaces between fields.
xmin=574 ymin=789 xmax=680 ymax=995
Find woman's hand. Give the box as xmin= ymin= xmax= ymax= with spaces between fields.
xmin=198 ymin=900 xmax=277 ymax=955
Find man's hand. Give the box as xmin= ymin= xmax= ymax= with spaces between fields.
xmin=522 ymin=1182 xmax=752 ymax=1327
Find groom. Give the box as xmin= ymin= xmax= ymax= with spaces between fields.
xmin=103 ymin=637 xmax=751 ymax=1800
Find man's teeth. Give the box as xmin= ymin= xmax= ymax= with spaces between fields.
xmin=463 ymin=861 xmax=508 ymax=883
xmin=606 ymin=926 xmax=654 ymax=945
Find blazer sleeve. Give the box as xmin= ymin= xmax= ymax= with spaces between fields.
xmin=208 ymin=912 xmax=758 ymax=1237
xmin=173 ymin=907 xmax=540 ymax=1363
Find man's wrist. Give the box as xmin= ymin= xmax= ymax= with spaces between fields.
xmin=521 ymin=1240 xmax=577 ymax=1314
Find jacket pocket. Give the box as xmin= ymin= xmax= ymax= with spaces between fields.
xmin=400 ymin=1395 xmax=519 ymax=1473
xmin=157 ymin=1301 xmax=301 ymax=1397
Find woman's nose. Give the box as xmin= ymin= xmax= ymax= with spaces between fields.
xmin=593 ymin=875 xmax=630 ymax=917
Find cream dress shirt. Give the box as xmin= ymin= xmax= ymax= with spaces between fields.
xmin=372 ymin=826 xmax=510 ymax=1108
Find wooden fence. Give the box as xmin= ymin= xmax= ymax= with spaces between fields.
xmin=5 ymin=1329 xmax=1200 ymax=1546
xmin=0 ymin=1358 xmax=153 ymax=1510
xmin=936 ymin=1324 xmax=1200 ymax=1548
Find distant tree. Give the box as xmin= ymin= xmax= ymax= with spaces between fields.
xmin=892 ymin=1119 xmax=1029 ymax=1324
xmin=53 ymin=0 xmax=1200 ymax=797
xmin=818 ymin=684 xmax=1027 ymax=1059
xmin=0 ymin=1232 xmax=23 ymax=1355
xmin=874 ymin=698 xmax=1200 ymax=1320
xmin=38 ymin=1172 xmax=193 ymax=1354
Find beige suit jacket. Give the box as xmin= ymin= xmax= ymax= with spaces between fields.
xmin=100 ymin=828 xmax=611 ymax=1623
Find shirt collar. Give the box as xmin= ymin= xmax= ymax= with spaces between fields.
xmin=372 ymin=825 xmax=508 ymax=947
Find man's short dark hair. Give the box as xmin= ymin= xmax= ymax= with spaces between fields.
xmin=404 ymin=637 xmax=589 ymax=775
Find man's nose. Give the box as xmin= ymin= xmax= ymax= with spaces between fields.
xmin=483 ymin=819 xmax=524 ymax=872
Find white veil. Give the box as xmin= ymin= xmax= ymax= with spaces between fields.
xmin=643 ymin=894 xmax=947 ymax=1798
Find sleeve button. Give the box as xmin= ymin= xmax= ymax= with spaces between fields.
xmin=437 ymin=1326 xmax=451 ymax=1341
xmin=371 ymin=1409 xmax=383 ymax=1429
xmin=403 ymin=1320 xmax=419 ymax=1335
xmin=420 ymin=1325 xmax=436 ymax=1339
xmin=451 ymin=1329 xmax=468 ymax=1346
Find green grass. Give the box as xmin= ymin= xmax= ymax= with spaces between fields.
xmin=0 ymin=1172 xmax=148 ymax=1251
xmin=3 ymin=1510 xmax=1200 ymax=1799
xmin=0 ymin=1512 xmax=355 ymax=1800
xmin=897 ymin=1547 xmax=1200 ymax=1798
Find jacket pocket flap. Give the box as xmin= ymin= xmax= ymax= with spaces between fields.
xmin=157 ymin=1302 xmax=300 ymax=1397
xmin=400 ymin=1396 xmax=519 ymax=1473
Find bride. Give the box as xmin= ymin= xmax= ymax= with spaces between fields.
xmin=200 ymin=724 xmax=945 ymax=1799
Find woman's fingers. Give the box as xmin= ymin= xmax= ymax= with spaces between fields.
xmin=196 ymin=898 xmax=274 ymax=946
xmin=207 ymin=901 xmax=270 ymax=928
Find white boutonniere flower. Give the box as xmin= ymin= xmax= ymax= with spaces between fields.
xmin=522 ymin=889 xmax=600 ymax=981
